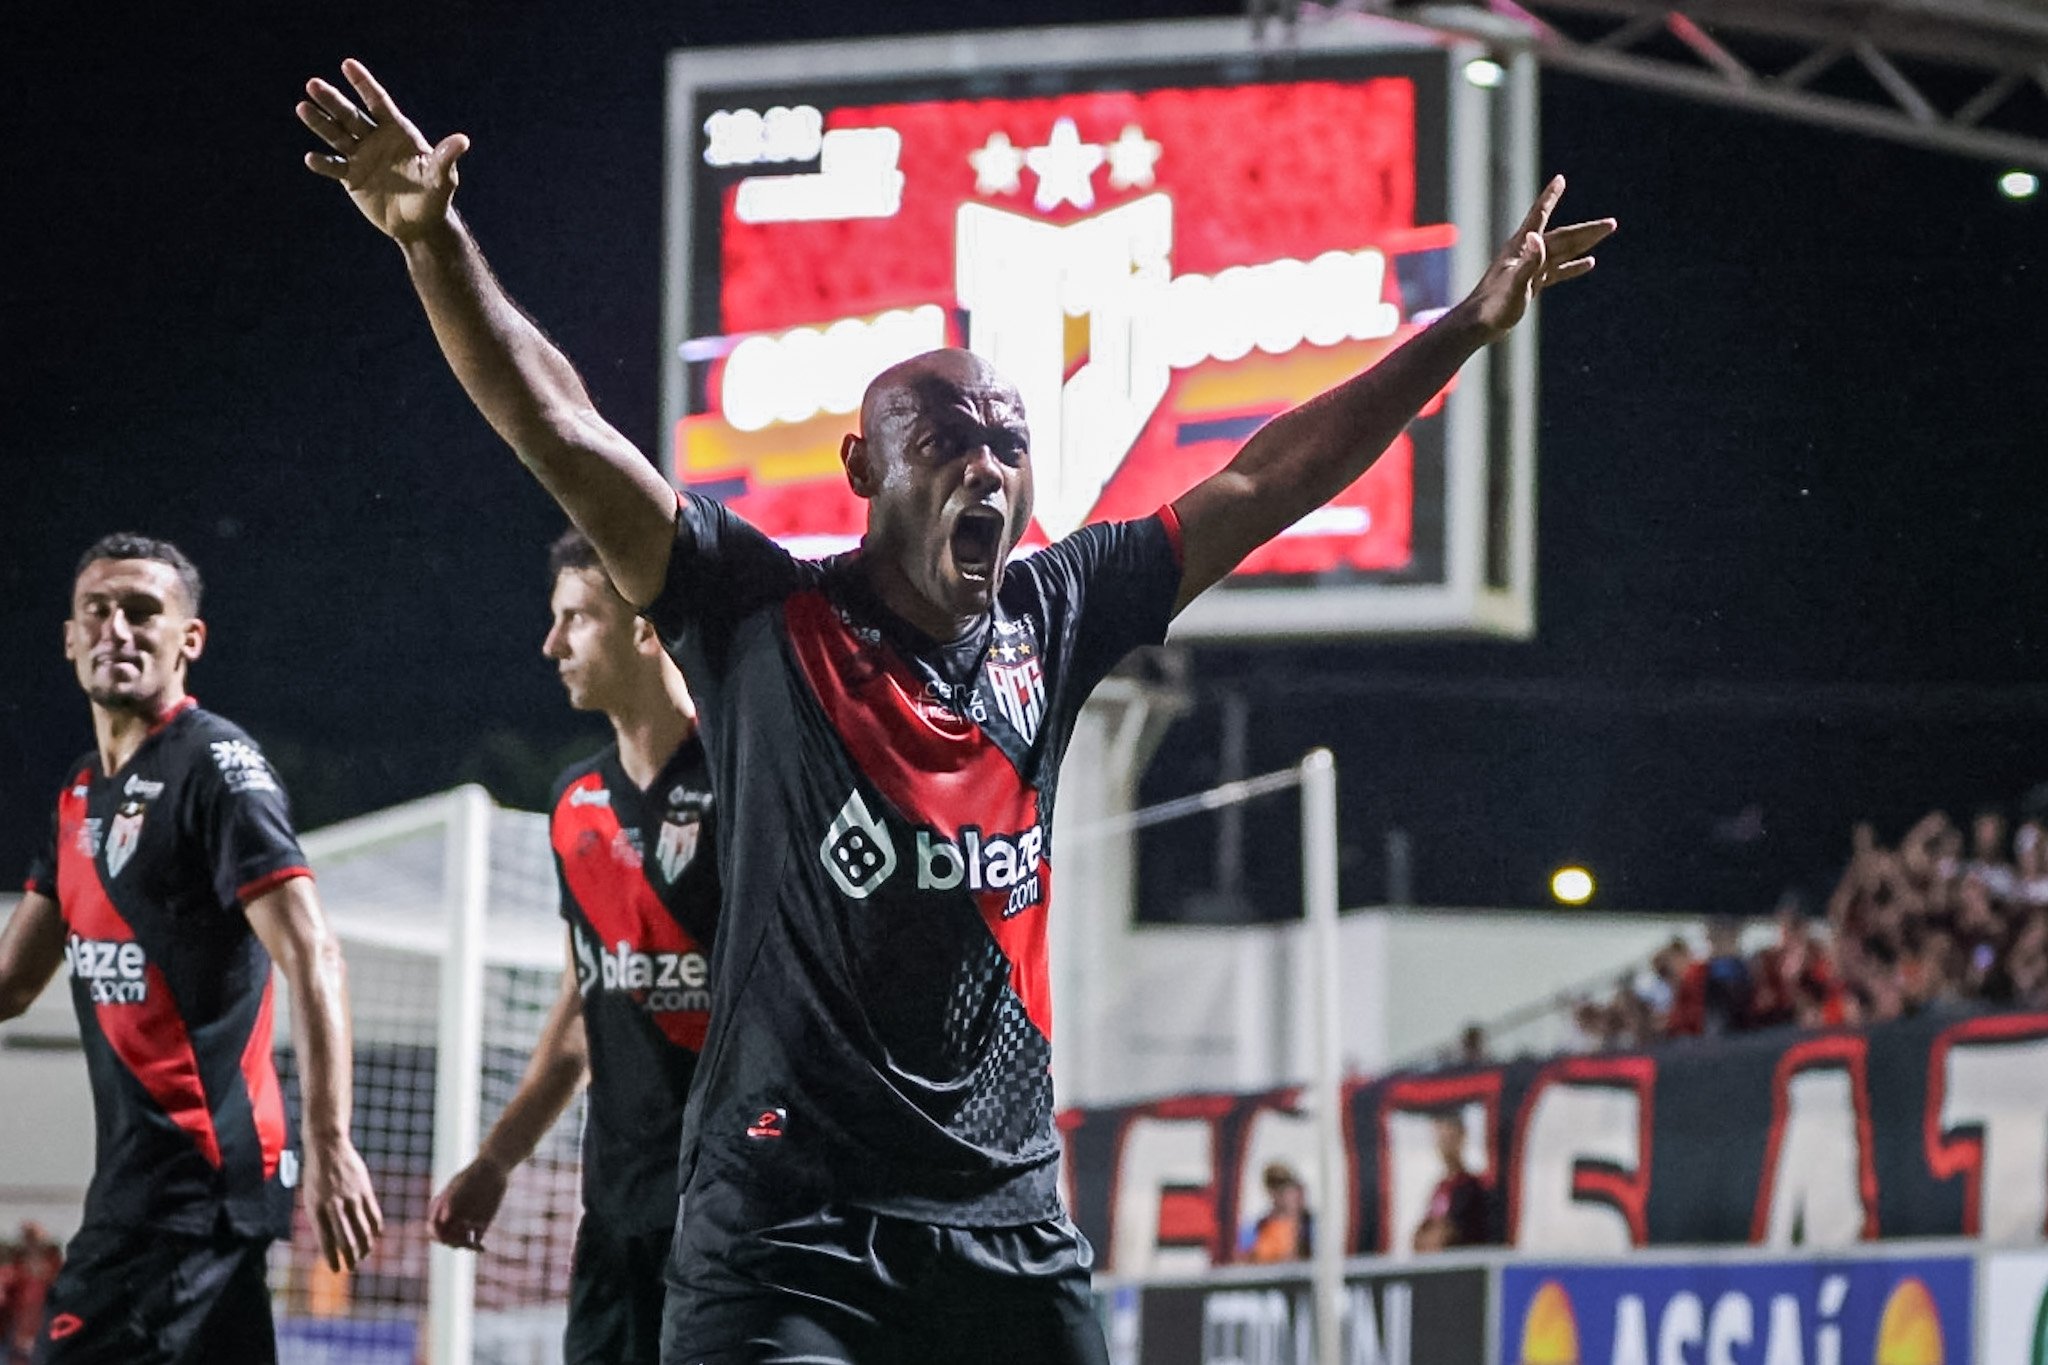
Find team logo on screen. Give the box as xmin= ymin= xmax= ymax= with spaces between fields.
xmin=105 ymin=799 xmax=148 ymax=877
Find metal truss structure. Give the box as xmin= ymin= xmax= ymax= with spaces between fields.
xmin=1254 ymin=0 xmax=2048 ymax=169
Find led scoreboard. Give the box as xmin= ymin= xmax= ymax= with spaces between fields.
xmin=663 ymin=19 xmax=1538 ymax=639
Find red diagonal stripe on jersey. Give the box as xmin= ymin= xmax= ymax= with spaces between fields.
xmin=784 ymin=589 xmax=1053 ymax=1038
xmin=55 ymin=782 xmax=223 ymax=1169
xmin=240 ymin=977 xmax=286 ymax=1178
xmin=553 ymin=776 xmax=710 ymax=1051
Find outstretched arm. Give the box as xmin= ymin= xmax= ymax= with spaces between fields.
xmin=427 ymin=956 xmax=588 ymax=1251
xmin=298 ymin=59 xmax=676 ymax=606
xmin=1170 ymin=177 xmax=1613 ymax=613
xmin=247 ymin=877 xmax=385 ymax=1272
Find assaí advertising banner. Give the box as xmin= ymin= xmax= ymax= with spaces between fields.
xmin=1126 ymin=1264 xmax=1488 ymax=1365
xmin=1498 ymin=1255 xmax=1973 ymax=1365
xmin=1985 ymin=1250 xmax=2048 ymax=1365
xmin=1061 ymin=1010 xmax=2048 ymax=1271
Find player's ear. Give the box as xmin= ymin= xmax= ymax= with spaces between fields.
xmin=842 ymin=433 xmax=878 ymax=500
xmin=180 ymin=617 xmax=207 ymax=666
xmin=632 ymin=616 xmax=664 ymax=656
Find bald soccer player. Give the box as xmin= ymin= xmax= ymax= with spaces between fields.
xmin=299 ymin=60 xmax=1610 ymax=1364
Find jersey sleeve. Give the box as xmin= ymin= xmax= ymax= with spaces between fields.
xmin=188 ymin=731 xmax=310 ymax=910
xmin=1012 ymin=506 xmax=1185 ymax=701
xmin=641 ymin=491 xmax=808 ymax=670
xmin=24 ymin=796 xmax=59 ymax=897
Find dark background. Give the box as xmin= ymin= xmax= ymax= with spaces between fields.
xmin=7 ymin=1 xmax=2043 ymax=919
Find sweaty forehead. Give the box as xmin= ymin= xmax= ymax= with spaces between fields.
xmin=864 ymin=353 xmax=1025 ymax=436
xmin=74 ymin=558 xmax=187 ymax=609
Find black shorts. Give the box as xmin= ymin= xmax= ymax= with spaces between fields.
xmin=660 ymin=1182 xmax=1106 ymax=1365
xmin=566 ymin=1218 xmax=672 ymax=1365
xmin=32 ymin=1225 xmax=274 ymax=1365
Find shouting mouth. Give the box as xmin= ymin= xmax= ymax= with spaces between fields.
xmin=950 ymin=507 xmax=1005 ymax=584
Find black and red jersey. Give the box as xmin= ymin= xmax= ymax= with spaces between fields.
xmin=645 ymin=491 xmax=1182 ymax=1227
xmin=550 ymin=738 xmax=719 ymax=1234
xmin=22 ymin=699 xmax=304 ymax=1239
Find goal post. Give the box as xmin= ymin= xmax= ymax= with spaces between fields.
xmin=281 ymin=784 xmax=580 ymax=1365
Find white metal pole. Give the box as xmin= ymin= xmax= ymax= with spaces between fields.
xmin=1301 ymin=749 xmax=1345 ymax=1365
xmin=428 ymin=785 xmax=489 ymax=1365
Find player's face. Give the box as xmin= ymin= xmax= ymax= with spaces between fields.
xmin=860 ymin=353 xmax=1034 ymax=630
xmin=64 ymin=558 xmax=204 ymax=715
xmin=542 ymin=569 xmax=641 ymax=713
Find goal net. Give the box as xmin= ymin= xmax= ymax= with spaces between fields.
xmin=272 ymin=785 xmax=580 ymax=1365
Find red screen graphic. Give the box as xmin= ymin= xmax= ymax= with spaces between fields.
xmin=681 ymin=79 xmax=1449 ymax=576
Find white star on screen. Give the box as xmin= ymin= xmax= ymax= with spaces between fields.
xmin=1025 ymin=117 xmax=1106 ymax=212
xmin=1104 ymin=124 xmax=1162 ymax=190
xmin=968 ymin=131 xmax=1026 ymax=196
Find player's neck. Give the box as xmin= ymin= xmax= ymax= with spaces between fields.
xmin=606 ymin=682 xmax=696 ymax=792
xmin=858 ymin=554 xmax=985 ymax=644
xmin=90 ymin=688 xmax=188 ymax=775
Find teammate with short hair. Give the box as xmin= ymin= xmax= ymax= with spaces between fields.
xmin=426 ymin=528 xmax=717 ymax=1365
xmin=0 ymin=533 xmax=383 ymax=1365
xmin=299 ymin=59 xmax=1609 ymax=1362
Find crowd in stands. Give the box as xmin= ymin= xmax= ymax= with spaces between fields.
xmin=0 ymin=1224 xmax=59 ymax=1365
xmin=1561 ymin=799 xmax=2048 ymax=1052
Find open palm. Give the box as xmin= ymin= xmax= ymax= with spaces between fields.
xmin=298 ymin=59 xmax=469 ymax=243
xmin=1465 ymin=176 xmax=1616 ymax=342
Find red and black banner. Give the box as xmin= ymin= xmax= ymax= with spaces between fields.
xmin=1061 ymin=1009 xmax=2048 ymax=1272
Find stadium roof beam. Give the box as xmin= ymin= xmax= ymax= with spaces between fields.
xmin=1254 ymin=0 xmax=2048 ymax=170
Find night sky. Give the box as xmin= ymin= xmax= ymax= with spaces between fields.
xmin=7 ymin=2 xmax=2044 ymax=920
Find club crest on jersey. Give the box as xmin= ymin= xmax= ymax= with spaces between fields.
xmin=105 ymin=799 xmax=147 ymax=878
xmin=656 ymin=789 xmax=712 ymax=882
xmin=985 ymin=638 xmax=1046 ymax=744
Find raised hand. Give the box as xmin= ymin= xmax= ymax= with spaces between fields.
xmin=298 ymin=59 xmax=470 ymax=243
xmin=1462 ymin=175 xmax=1616 ymax=342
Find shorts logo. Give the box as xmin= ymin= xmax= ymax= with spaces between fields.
xmin=821 ymin=791 xmax=897 ymax=899
xmin=65 ymin=935 xmax=149 ymax=1005
xmin=985 ymin=639 xmax=1045 ymax=745
xmin=105 ymin=799 xmax=148 ymax=878
xmin=209 ymin=739 xmax=279 ymax=795
xmin=746 ymin=1108 xmax=787 ymax=1140
xmin=48 ymin=1314 xmax=84 ymax=1341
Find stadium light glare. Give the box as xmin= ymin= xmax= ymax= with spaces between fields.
xmin=1550 ymin=865 xmax=1594 ymax=906
xmin=1462 ymin=58 xmax=1505 ymax=89
xmin=1998 ymin=169 xmax=2039 ymax=200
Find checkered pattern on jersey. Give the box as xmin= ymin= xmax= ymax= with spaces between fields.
xmin=938 ymin=934 xmax=1053 ymax=1155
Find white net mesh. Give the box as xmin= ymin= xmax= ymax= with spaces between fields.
xmin=271 ymin=787 xmax=580 ymax=1365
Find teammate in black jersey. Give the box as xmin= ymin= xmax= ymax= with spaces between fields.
xmin=0 ymin=534 xmax=383 ymax=1365
xmin=426 ymin=529 xmax=719 ymax=1365
xmin=301 ymin=60 xmax=1610 ymax=1363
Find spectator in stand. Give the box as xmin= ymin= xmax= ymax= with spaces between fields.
xmin=1240 ymin=1162 xmax=1314 ymax=1264
xmin=1412 ymin=1113 xmax=1490 ymax=1252
xmin=1750 ymin=898 xmax=1839 ymax=1029
xmin=1457 ymin=1024 xmax=1488 ymax=1068
xmin=1965 ymin=806 xmax=2018 ymax=900
xmin=2017 ymin=821 xmax=2048 ymax=906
